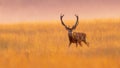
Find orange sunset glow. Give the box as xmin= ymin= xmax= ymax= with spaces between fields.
xmin=0 ymin=0 xmax=120 ymax=23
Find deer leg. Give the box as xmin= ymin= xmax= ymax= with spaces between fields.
xmin=83 ymin=40 xmax=89 ymax=47
xmin=68 ymin=42 xmax=72 ymax=47
xmin=79 ymin=41 xmax=82 ymax=47
xmin=76 ymin=42 xmax=78 ymax=48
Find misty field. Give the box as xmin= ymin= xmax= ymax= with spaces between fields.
xmin=0 ymin=20 xmax=120 ymax=68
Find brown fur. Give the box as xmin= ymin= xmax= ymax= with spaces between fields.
xmin=69 ymin=32 xmax=89 ymax=47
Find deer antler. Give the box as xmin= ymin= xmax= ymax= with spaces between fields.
xmin=71 ymin=14 xmax=79 ymax=30
xmin=60 ymin=14 xmax=69 ymax=29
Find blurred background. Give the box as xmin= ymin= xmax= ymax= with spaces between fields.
xmin=0 ymin=0 xmax=120 ymax=23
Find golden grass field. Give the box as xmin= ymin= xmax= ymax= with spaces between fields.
xmin=0 ymin=19 xmax=120 ymax=68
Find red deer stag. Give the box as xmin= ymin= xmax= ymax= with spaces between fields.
xmin=60 ymin=14 xmax=89 ymax=47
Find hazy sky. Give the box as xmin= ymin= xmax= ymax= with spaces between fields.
xmin=0 ymin=0 xmax=120 ymax=23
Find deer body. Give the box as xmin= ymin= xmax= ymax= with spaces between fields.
xmin=60 ymin=14 xmax=89 ymax=47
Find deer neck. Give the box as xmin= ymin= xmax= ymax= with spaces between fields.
xmin=68 ymin=31 xmax=73 ymax=38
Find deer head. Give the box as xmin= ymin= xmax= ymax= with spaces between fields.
xmin=60 ymin=14 xmax=79 ymax=33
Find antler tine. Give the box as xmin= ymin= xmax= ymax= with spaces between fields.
xmin=60 ymin=14 xmax=64 ymax=17
xmin=60 ymin=14 xmax=68 ymax=29
xmin=71 ymin=14 xmax=79 ymax=30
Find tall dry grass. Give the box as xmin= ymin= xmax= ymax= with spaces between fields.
xmin=0 ymin=19 xmax=120 ymax=68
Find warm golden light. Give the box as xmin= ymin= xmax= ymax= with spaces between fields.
xmin=0 ymin=0 xmax=120 ymax=68
xmin=0 ymin=20 xmax=120 ymax=68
